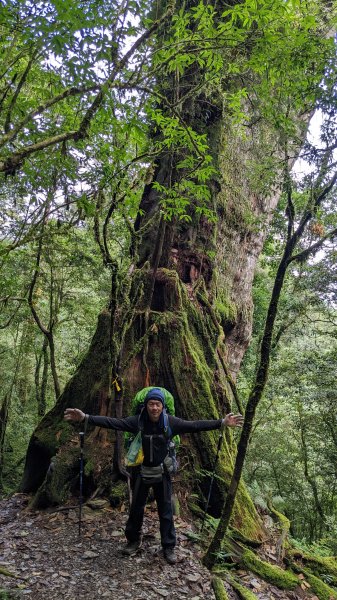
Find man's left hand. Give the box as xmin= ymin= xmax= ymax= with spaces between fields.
xmin=223 ymin=413 xmax=244 ymax=428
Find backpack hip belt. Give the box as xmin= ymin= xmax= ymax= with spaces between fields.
xmin=140 ymin=464 xmax=164 ymax=484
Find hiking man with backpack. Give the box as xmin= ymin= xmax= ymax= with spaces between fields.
xmin=64 ymin=387 xmax=243 ymax=564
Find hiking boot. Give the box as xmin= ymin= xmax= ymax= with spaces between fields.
xmin=122 ymin=540 xmax=141 ymax=556
xmin=163 ymin=547 xmax=177 ymax=564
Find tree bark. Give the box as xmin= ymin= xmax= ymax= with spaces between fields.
xmin=35 ymin=338 xmax=49 ymax=417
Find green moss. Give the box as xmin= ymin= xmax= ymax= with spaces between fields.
xmin=242 ymin=549 xmax=299 ymax=590
xmin=230 ymin=527 xmax=264 ymax=548
xmin=84 ymin=458 xmax=95 ymax=477
xmin=227 ymin=575 xmax=259 ymax=599
xmin=30 ymin=447 xmax=79 ymax=508
xmin=232 ymin=483 xmax=265 ymax=541
xmin=0 ymin=590 xmax=20 ymax=600
xmin=212 ymin=576 xmax=230 ymax=600
xmin=269 ymin=506 xmax=290 ymax=533
xmin=288 ymin=548 xmax=337 ymax=583
xmin=215 ymin=291 xmax=237 ymax=324
xmin=109 ymin=481 xmax=128 ymax=508
xmin=35 ymin=420 xmax=72 ymax=456
xmin=303 ymin=570 xmax=337 ymax=600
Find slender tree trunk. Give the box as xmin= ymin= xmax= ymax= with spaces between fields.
xmin=203 ymin=158 xmax=337 ymax=565
xmin=0 ymin=327 xmax=25 ymax=488
xmin=0 ymin=394 xmax=10 ymax=488
xmin=297 ymin=401 xmax=325 ymax=532
xmin=204 ymin=248 xmax=292 ymax=567
xmin=47 ymin=330 xmax=60 ymax=400
xmin=35 ymin=338 xmax=49 ymax=417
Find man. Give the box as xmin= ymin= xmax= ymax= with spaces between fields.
xmin=64 ymin=387 xmax=243 ymax=564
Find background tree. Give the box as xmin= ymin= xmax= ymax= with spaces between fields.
xmin=241 ymin=255 xmax=337 ymax=546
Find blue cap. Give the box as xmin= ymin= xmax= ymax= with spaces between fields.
xmin=145 ymin=388 xmax=165 ymax=406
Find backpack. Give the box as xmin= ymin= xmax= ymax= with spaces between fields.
xmin=125 ymin=386 xmax=179 ymax=472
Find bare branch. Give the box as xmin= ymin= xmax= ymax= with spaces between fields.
xmin=290 ymin=225 xmax=337 ymax=264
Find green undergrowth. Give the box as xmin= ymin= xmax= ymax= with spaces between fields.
xmin=242 ymin=549 xmax=299 ymax=590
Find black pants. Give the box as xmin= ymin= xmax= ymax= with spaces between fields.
xmin=125 ymin=472 xmax=176 ymax=548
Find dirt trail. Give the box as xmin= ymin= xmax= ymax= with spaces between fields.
xmin=0 ymin=494 xmax=216 ymax=600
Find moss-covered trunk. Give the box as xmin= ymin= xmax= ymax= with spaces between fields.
xmin=21 ymin=261 xmax=265 ymax=540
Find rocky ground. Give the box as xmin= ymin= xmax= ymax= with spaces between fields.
xmin=0 ymin=495 xmax=322 ymax=600
xmin=0 ymin=493 xmax=218 ymax=600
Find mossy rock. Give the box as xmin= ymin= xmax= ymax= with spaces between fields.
xmin=30 ymin=449 xmax=80 ymax=509
xmin=242 ymin=549 xmax=299 ymax=590
xmin=212 ymin=576 xmax=230 ymax=600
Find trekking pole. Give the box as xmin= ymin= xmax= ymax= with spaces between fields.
xmin=78 ymin=431 xmax=85 ymax=536
xmin=200 ymin=423 xmax=224 ymax=532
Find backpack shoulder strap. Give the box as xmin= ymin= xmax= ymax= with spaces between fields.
xmin=163 ymin=410 xmax=172 ymax=439
xmin=138 ymin=406 xmax=146 ymax=433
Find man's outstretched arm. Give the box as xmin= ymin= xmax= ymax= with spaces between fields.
xmin=169 ymin=413 xmax=243 ymax=435
xmin=64 ymin=408 xmax=138 ymax=433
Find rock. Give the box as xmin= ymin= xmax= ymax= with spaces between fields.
xmin=82 ymin=551 xmax=99 ymax=559
xmin=186 ymin=574 xmax=201 ymax=582
xmin=86 ymin=499 xmax=108 ymax=510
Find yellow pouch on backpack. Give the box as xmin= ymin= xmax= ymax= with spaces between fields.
xmin=125 ymin=431 xmax=144 ymax=466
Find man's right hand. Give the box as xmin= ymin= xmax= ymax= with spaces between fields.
xmin=64 ymin=408 xmax=85 ymax=422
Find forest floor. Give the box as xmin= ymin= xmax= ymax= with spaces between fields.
xmin=0 ymin=494 xmax=320 ymax=600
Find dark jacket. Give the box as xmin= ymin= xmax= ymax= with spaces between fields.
xmin=87 ymin=414 xmax=222 ymax=467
